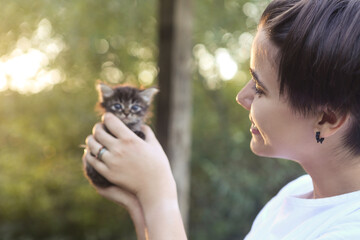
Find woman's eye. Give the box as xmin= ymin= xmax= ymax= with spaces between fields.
xmin=113 ymin=103 xmax=123 ymax=110
xmin=252 ymin=81 xmax=264 ymax=96
xmin=131 ymin=105 xmax=141 ymax=112
xmin=255 ymin=87 xmax=264 ymax=96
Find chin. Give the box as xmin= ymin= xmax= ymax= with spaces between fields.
xmin=124 ymin=118 xmax=139 ymax=125
xmin=250 ymin=138 xmax=275 ymax=158
xmin=250 ymin=139 xmax=298 ymax=161
xmin=122 ymin=119 xmax=132 ymax=124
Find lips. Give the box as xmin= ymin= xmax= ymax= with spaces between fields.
xmin=251 ymin=125 xmax=260 ymax=135
xmin=249 ymin=115 xmax=260 ymax=135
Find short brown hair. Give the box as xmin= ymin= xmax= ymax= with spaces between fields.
xmin=260 ymin=0 xmax=360 ymax=155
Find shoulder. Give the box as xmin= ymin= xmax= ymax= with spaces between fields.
xmin=316 ymin=222 xmax=360 ymax=240
xmin=316 ymin=197 xmax=360 ymax=239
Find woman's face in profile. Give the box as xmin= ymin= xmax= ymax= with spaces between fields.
xmin=236 ymin=29 xmax=318 ymax=161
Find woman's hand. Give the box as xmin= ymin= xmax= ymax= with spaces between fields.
xmin=84 ymin=113 xmax=177 ymax=209
xmin=82 ymin=152 xmax=148 ymax=240
xmin=83 ymin=113 xmax=187 ymax=240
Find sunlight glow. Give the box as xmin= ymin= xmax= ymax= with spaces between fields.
xmin=101 ymin=61 xmax=124 ymax=83
xmin=139 ymin=69 xmax=155 ymax=85
xmin=215 ymin=48 xmax=238 ymax=81
xmin=193 ymin=44 xmax=239 ymax=89
xmin=237 ymin=32 xmax=253 ymax=63
xmin=243 ymin=2 xmax=259 ymax=18
xmin=138 ymin=62 xmax=157 ymax=86
xmin=193 ymin=44 xmax=218 ymax=89
xmin=0 ymin=18 xmax=65 ymax=94
xmin=96 ymin=39 xmax=110 ymax=54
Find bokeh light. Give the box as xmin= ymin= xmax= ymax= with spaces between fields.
xmin=0 ymin=18 xmax=65 ymax=94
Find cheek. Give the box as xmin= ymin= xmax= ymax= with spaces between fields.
xmin=251 ymin=100 xmax=295 ymax=145
xmin=251 ymin=100 xmax=315 ymax=158
xmin=251 ymin=100 xmax=278 ymax=135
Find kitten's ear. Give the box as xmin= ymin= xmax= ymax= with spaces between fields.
xmin=97 ymin=83 xmax=114 ymax=101
xmin=139 ymin=87 xmax=159 ymax=104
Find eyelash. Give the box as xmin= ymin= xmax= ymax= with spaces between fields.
xmin=252 ymin=81 xmax=264 ymax=96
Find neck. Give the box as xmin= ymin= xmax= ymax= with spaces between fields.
xmin=300 ymin=151 xmax=360 ymax=199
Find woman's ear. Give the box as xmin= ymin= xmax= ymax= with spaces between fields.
xmin=315 ymin=108 xmax=350 ymax=138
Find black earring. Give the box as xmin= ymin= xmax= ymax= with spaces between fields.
xmin=316 ymin=131 xmax=324 ymax=144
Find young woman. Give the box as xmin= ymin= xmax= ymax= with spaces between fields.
xmin=83 ymin=0 xmax=360 ymax=239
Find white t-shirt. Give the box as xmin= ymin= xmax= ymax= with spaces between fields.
xmin=244 ymin=175 xmax=360 ymax=240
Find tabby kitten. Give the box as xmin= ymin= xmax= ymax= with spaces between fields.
xmin=85 ymin=83 xmax=158 ymax=188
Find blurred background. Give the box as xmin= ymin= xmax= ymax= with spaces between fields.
xmin=0 ymin=0 xmax=304 ymax=239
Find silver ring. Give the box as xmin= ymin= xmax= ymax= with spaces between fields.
xmin=96 ymin=146 xmax=107 ymax=161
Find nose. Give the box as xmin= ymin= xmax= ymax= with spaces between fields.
xmin=236 ymin=81 xmax=254 ymax=111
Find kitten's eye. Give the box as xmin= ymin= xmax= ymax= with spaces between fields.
xmin=130 ymin=105 xmax=142 ymax=113
xmin=112 ymin=103 xmax=123 ymax=111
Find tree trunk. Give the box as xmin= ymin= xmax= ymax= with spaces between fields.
xmin=156 ymin=0 xmax=192 ymax=232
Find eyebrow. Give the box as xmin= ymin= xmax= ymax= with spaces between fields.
xmin=249 ymin=68 xmax=268 ymax=91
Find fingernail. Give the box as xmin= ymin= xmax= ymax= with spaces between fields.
xmin=102 ymin=112 xmax=110 ymax=122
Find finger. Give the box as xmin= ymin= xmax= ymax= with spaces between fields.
xmin=102 ymin=113 xmax=137 ymax=140
xmin=92 ymin=123 xmax=116 ymax=149
xmin=96 ymin=186 xmax=136 ymax=208
xmin=84 ymin=149 xmax=109 ymax=175
xmin=86 ymin=135 xmax=111 ymax=162
xmin=142 ymin=125 xmax=162 ymax=147
xmin=82 ymin=148 xmax=88 ymax=166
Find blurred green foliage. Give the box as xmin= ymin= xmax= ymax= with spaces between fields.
xmin=0 ymin=0 xmax=304 ymax=239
